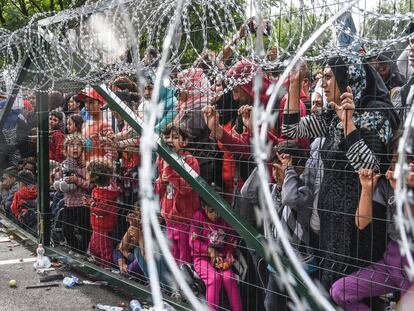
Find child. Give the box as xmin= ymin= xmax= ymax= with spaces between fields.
xmin=66 ymin=114 xmax=84 ymax=135
xmin=10 ymin=170 xmax=37 ymax=231
xmin=264 ymin=140 xmax=315 ymax=311
xmin=86 ymin=159 xmax=120 ymax=266
xmin=53 ymin=134 xmax=91 ymax=252
xmin=1 ymin=166 xmax=19 ymax=218
xmin=330 ymin=133 xmax=414 ymax=310
xmin=189 ymin=196 xmax=242 ymax=311
xmin=113 ymin=207 xmax=143 ymax=275
xmin=155 ymin=124 xmax=200 ymax=264
xmin=49 ymin=110 xmax=65 ymax=163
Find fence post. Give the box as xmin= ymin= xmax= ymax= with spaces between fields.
xmin=36 ymin=83 xmax=50 ymax=246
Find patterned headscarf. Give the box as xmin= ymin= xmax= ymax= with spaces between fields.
xmin=327 ymin=55 xmax=366 ymax=105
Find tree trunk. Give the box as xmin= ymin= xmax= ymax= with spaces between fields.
xmin=17 ymin=0 xmax=29 ymax=16
xmin=57 ymin=0 xmax=64 ymax=10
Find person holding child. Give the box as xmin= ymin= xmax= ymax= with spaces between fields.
xmin=155 ymin=124 xmax=200 ymax=264
xmin=189 ymin=194 xmax=243 ymax=311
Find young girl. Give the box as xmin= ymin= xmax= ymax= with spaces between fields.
xmin=86 ymin=159 xmax=120 ymax=266
xmin=53 ymin=134 xmax=90 ymax=252
xmin=189 ymin=198 xmax=242 ymax=311
xmin=155 ymin=124 xmax=200 ymax=264
xmin=330 ymin=133 xmax=414 ymax=310
xmin=66 ymin=114 xmax=84 ymax=135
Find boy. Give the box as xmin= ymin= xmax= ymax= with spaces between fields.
xmin=264 ymin=140 xmax=315 ymax=310
xmin=49 ymin=110 xmax=65 ymax=163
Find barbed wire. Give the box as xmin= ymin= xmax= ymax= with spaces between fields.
xmin=0 ymin=0 xmax=413 ymax=96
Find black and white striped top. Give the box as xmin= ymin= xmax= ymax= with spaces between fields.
xmin=282 ymin=112 xmax=393 ymax=172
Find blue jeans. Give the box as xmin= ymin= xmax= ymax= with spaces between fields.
xmin=133 ymin=247 xmax=176 ymax=291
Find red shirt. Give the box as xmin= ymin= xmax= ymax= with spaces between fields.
xmin=155 ymin=151 xmax=200 ymax=225
xmin=49 ymin=130 xmax=65 ymax=163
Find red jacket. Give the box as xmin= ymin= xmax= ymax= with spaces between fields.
xmin=11 ymin=185 xmax=37 ymax=220
xmin=218 ymin=88 xmax=309 ymax=157
xmin=155 ymin=151 xmax=200 ymax=225
xmin=49 ymin=130 xmax=65 ymax=163
xmin=90 ymin=183 xmax=120 ymax=232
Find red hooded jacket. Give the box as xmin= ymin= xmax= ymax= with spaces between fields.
xmin=11 ymin=185 xmax=37 ymax=220
xmin=89 ymin=183 xmax=120 ymax=232
xmin=155 ymin=151 xmax=200 ymax=225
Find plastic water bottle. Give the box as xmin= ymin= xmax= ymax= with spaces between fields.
xmin=129 ymin=299 xmax=142 ymax=311
xmin=33 ymin=243 xmax=51 ymax=270
xmin=36 ymin=243 xmax=45 ymax=268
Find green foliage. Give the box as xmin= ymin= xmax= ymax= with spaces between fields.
xmin=362 ymin=0 xmax=413 ymax=50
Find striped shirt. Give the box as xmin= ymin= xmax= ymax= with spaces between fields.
xmin=281 ymin=112 xmax=390 ymax=172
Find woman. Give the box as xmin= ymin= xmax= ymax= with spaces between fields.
xmin=282 ymin=55 xmax=399 ymax=288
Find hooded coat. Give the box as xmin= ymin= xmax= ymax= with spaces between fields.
xmin=283 ymin=56 xmax=399 ymax=288
xmin=90 ymin=183 xmax=120 ymax=232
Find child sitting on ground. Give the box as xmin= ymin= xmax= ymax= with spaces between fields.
xmin=53 ymin=134 xmax=91 ymax=252
xmin=189 ymin=192 xmax=242 ymax=311
xmin=85 ymin=159 xmax=120 ymax=267
xmin=10 ymin=170 xmax=37 ymax=231
xmin=330 ymin=132 xmax=414 ymax=310
xmin=113 ymin=206 xmax=143 ymax=276
xmin=155 ymin=124 xmax=200 ymax=264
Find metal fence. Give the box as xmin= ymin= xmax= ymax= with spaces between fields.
xmin=1 ymin=1 xmax=414 ymax=311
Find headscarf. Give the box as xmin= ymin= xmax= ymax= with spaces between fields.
xmin=327 ymin=55 xmax=399 ymax=131
xmin=327 ymin=55 xmax=366 ymax=105
xmin=226 ymin=59 xmax=271 ymax=105
xmin=367 ymin=52 xmax=404 ymax=89
xmin=176 ymin=68 xmax=210 ymax=110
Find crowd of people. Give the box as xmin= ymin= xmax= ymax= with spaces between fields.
xmin=1 ymin=18 xmax=414 ymax=311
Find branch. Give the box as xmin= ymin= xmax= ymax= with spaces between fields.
xmin=28 ymin=0 xmax=44 ymax=13
xmin=9 ymin=0 xmax=27 ymax=16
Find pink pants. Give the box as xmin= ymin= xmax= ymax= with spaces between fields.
xmin=89 ymin=231 xmax=113 ymax=267
xmin=167 ymin=223 xmax=191 ymax=264
xmin=193 ymin=257 xmax=242 ymax=311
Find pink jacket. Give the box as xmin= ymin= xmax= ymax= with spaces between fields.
xmin=155 ymin=152 xmax=200 ymax=225
xmin=189 ymin=209 xmax=238 ymax=259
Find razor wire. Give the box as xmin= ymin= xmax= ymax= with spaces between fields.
xmin=0 ymin=0 xmax=413 ymax=95
xmin=2 ymin=0 xmax=414 ymax=310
